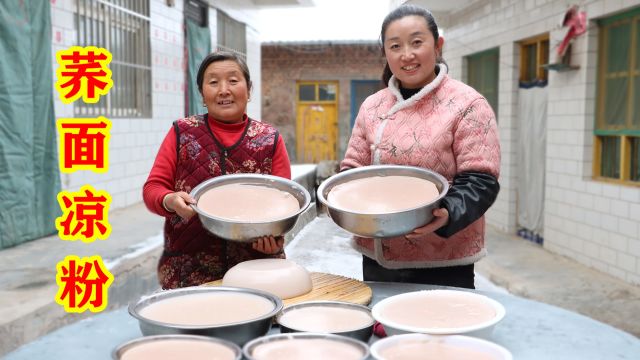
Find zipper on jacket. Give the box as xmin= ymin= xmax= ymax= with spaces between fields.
xmin=221 ymin=149 xmax=228 ymax=174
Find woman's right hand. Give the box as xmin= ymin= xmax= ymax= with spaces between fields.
xmin=163 ymin=192 xmax=197 ymax=220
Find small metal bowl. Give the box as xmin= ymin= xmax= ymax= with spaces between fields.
xmin=112 ymin=334 xmax=242 ymax=360
xmin=128 ymin=286 xmax=283 ymax=345
xmin=317 ymin=165 xmax=449 ymax=237
xmin=190 ymin=174 xmax=311 ymax=241
xmin=276 ymin=301 xmax=374 ymax=342
xmin=243 ymin=333 xmax=370 ymax=360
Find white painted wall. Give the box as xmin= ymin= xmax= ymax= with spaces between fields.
xmin=50 ymin=0 xmax=263 ymax=211
xmin=408 ymin=0 xmax=640 ymax=285
xmin=210 ymin=1 xmax=262 ymax=120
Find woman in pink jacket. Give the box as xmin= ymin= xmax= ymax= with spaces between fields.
xmin=341 ymin=4 xmax=501 ymax=289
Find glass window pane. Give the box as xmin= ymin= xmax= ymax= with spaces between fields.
xmin=634 ymin=76 xmax=640 ymax=128
xmin=604 ymin=78 xmax=628 ymax=127
xmin=636 ymin=19 xmax=640 ymax=71
xmin=484 ymin=51 xmax=499 ymax=116
xmin=352 ymin=80 xmax=380 ymax=128
xmin=299 ymin=84 xmax=315 ymax=101
xmin=600 ymin=136 xmax=621 ymax=178
xmin=631 ymin=137 xmax=640 ymax=181
xmin=524 ymin=44 xmax=536 ymax=81
xmin=540 ymin=40 xmax=549 ymax=81
xmin=468 ymin=57 xmax=480 ymax=87
xmin=470 ymin=49 xmax=500 ymax=115
xmin=607 ymin=22 xmax=630 ymax=73
xmin=318 ymin=83 xmax=336 ymax=101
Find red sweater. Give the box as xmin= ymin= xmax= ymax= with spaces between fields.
xmin=143 ymin=115 xmax=291 ymax=217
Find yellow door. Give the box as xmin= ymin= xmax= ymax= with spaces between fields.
xmin=296 ymin=81 xmax=338 ymax=163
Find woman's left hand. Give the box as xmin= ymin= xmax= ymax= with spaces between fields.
xmin=252 ymin=235 xmax=285 ymax=254
xmin=405 ymin=208 xmax=449 ymax=239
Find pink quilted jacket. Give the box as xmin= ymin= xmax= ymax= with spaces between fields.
xmin=341 ymin=64 xmax=501 ymax=268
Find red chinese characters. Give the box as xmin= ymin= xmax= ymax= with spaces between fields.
xmin=56 ymin=185 xmax=112 ymax=242
xmin=55 ymin=255 xmax=114 ymax=313
xmin=57 ymin=117 xmax=111 ymax=173
xmin=54 ymin=46 xmax=115 ymax=314
xmin=55 ymin=46 xmax=113 ymax=104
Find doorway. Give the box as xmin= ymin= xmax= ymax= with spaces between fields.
xmin=296 ymin=81 xmax=338 ymax=162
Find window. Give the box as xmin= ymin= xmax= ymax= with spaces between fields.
xmin=350 ymin=80 xmax=381 ymax=128
xmin=595 ymin=8 xmax=640 ymax=184
xmin=297 ymin=81 xmax=338 ymax=102
xmin=217 ymin=10 xmax=246 ymax=58
xmin=519 ymin=35 xmax=549 ymax=86
xmin=185 ymin=0 xmax=208 ymax=27
xmin=75 ymin=0 xmax=151 ymax=118
xmin=466 ymin=48 xmax=499 ymax=117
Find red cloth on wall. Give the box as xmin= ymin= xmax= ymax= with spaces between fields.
xmin=558 ymin=5 xmax=587 ymax=57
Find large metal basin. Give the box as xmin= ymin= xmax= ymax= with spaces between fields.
xmin=317 ymin=165 xmax=449 ymax=238
xmin=128 ymin=286 xmax=283 ymax=345
xmin=190 ymin=174 xmax=311 ymax=242
xmin=112 ymin=334 xmax=242 ymax=360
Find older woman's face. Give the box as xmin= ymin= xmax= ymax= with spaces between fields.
xmin=384 ymin=15 xmax=443 ymax=89
xmin=201 ymin=60 xmax=249 ymax=123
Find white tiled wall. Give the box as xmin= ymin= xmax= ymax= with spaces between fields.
xmin=411 ymin=0 xmax=640 ymax=284
xmin=211 ymin=0 xmax=262 ymax=120
xmin=51 ymin=0 xmax=184 ymax=210
xmin=50 ymin=0 xmax=263 ymax=210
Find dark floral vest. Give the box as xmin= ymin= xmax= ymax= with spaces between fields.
xmin=158 ymin=114 xmax=284 ymax=289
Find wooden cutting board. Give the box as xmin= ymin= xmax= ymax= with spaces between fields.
xmin=203 ymin=272 xmax=372 ymax=306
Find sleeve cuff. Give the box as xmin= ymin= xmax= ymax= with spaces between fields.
xmin=161 ymin=193 xmax=175 ymax=213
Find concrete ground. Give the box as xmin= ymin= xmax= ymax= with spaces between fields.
xmin=288 ymin=213 xmax=640 ymax=339
xmin=1 ymin=165 xmax=639 ymax=356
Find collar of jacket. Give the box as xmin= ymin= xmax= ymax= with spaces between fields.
xmin=386 ymin=63 xmax=448 ymax=117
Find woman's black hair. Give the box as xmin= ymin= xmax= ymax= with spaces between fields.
xmin=196 ymin=51 xmax=252 ymax=94
xmin=379 ymin=4 xmax=445 ymax=86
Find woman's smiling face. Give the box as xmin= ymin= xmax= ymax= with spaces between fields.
xmin=383 ymin=15 xmax=443 ymax=89
xmin=201 ymin=60 xmax=250 ymax=123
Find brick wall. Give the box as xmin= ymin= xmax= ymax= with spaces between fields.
xmin=261 ymin=41 xmax=385 ymax=163
xmin=409 ymin=0 xmax=640 ymax=284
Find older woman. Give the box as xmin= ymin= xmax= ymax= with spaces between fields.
xmin=143 ymin=51 xmax=291 ymax=289
xmin=342 ymin=5 xmax=501 ymax=289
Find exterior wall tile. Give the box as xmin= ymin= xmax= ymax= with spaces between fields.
xmin=413 ymin=0 xmax=640 ymax=284
xmin=51 ymin=0 xmax=262 ymax=210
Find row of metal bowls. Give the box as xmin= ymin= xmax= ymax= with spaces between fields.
xmin=191 ymin=165 xmax=449 ymax=241
xmin=128 ymin=287 xmax=505 ymax=342
xmin=120 ymin=286 xmax=510 ymax=359
xmin=120 ymin=286 xmax=373 ymax=359
xmin=114 ymin=332 xmax=512 ymax=360
xmin=114 ymin=333 xmax=370 ymax=360
xmin=127 ymin=287 xmax=375 ymax=345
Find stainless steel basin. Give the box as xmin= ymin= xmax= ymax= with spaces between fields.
xmin=112 ymin=334 xmax=242 ymax=359
xmin=128 ymin=286 xmax=283 ymax=345
xmin=190 ymin=174 xmax=311 ymax=242
xmin=243 ymin=333 xmax=370 ymax=360
xmin=317 ymin=165 xmax=449 ymax=238
xmin=276 ymin=300 xmax=374 ymax=342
